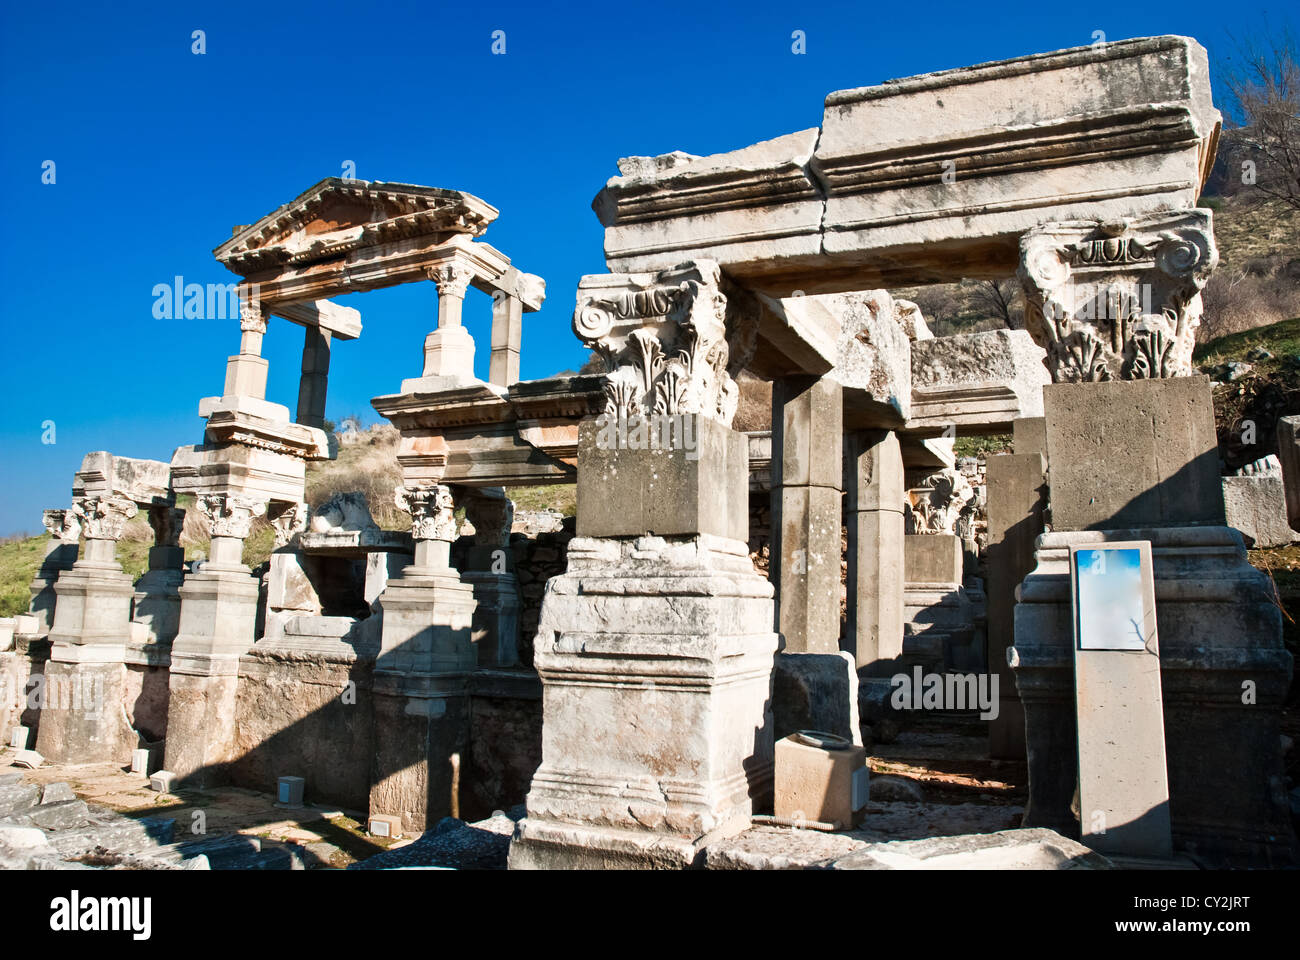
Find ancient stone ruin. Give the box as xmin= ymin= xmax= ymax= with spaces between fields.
xmin=2 ymin=35 xmax=1294 ymax=870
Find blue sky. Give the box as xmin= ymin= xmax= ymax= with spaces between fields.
xmin=0 ymin=0 xmax=1294 ymax=535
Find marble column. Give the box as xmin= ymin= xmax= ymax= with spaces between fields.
xmin=296 ymin=326 xmax=331 ymax=429
xmin=489 ymin=293 xmax=523 ymax=387
xmin=224 ymin=300 xmax=269 ymax=400
xmin=844 ymin=430 xmax=905 ymax=672
xmin=511 ymin=261 xmax=777 ymax=869
xmin=420 ymin=263 xmax=477 ymax=379
xmin=131 ymin=504 xmax=186 ymax=658
xmin=35 ymin=495 xmax=139 ymax=764
xmin=460 ymin=488 xmax=521 ymax=667
xmin=28 ymin=509 xmax=82 ymax=637
xmin=770 ymin=375 xmax=843 ymax=653
xmin=369 ymin=483 xmax=477 ymax=835
xmin=162 ymin=494 xmax=265 ymax=785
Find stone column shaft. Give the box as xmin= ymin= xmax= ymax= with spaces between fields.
xmin=224 ymin=301 xmax=269 ymax=399
xmin=984 ymin=451 xmax=1046 ymax=760
xmin=162 ymin=494 xmax=265 ymax=785
xmin=844 ymin=430 xmax=904 ymax=672
xmin=489 ymin=294 xmax=523 ymax=387
xmin=770 ymin=375 xmax=843 ymax=654
xmin=295 ymin=326 xmax=331 ymax=429
xmin=420 ymin=264 xmax=476 ymax=380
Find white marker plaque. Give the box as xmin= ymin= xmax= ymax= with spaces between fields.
xmin=1070 ymin=541 xmax=1172 ymax=859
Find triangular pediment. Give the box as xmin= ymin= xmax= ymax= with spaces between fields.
xmin=214 ymin=178 xmax=498 ymax=275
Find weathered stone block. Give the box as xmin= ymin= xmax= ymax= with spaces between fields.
xmin=1043 ymin=377 xmax=1223 ymax=531
xmin=1222 ymin=475 xmax=1293 ymax=548
xmin=576 ymin=415 xmax=748 ymax=541
xmin=772 ymin=652 xmax=862 ymax=746
xmin=904 ymin=534 xmax=963 ymax=584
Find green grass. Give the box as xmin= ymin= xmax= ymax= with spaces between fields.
xmin=0 ymin=535 xmax=48 ymax=617
xmin=954 ymin=434 xmax=1013 ymax=459
xmin=504 ymin=484 xmax=576 ymax=516
xmin=1194 ymin=317 xmax=1300 ymax=372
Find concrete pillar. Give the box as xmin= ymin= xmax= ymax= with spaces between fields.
xmin=489 ymin=294 xmax=523 ymax=387
xmin=35 ymin=495 xmax=139 ymax=764
xmin=295 ymin=326 xmax=331 ymax=429
xmin=984 ymin=452 xmax=1046 ymax=760
xmin=223 ymin=301 xmax=269 ymax=399
xmin=162 ymin=495 xmax=265 ymax=786
xmin=844 ymin=430 xmax=905 ymax=673
xmin=370 ymin=484 xmax=477 ymax=835
xmin=770 ymin=375 xmax=843 ymax=653
xmin=421 ymin=263 xmax=476 ymax=379
xmin=459 ymin=489 xmax=520 ymax=667
xmin=131 ymin=504 xmax=187 ymax=653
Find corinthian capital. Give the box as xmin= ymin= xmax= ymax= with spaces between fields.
xmin=71 ymin=496 xmax=139 ymax=541
xmin=429 ymin=263 xmax=474 ymax=301
xmin=394 ymin=484 xmax=457 ymax=542
xmin=196 ymin=494 xmax=266 ymax=539
xmin=572 ymin=260 xmax=740 ymax=427
xmin=269 ymin=501 xmax=309 ymax=547
xmin=239 ymin=298 xmax=267 ymax=335
xmin=1019 ymin=209 xmax=1218 ymax=383
xmin=43 ymin=508 xmax=82 ymax=543
xmin=464 ymin=491 xmax=514 ymax=548
xmin=148 ymin=504 xmax=187 ymax=549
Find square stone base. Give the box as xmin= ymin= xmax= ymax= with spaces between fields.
xmin=510 ymin=534 xmax=777 ymax=870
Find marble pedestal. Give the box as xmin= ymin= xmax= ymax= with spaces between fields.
xmin=1010 ymin=526 xmax=1295 ymax=865
xmin=509 ymin=534 xmax=778 ymax=869
xmin=369 ymin=563 xmax=477 ymax=835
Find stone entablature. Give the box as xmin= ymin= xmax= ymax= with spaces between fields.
xmin=594 ymin=37 xmax=1219 ymax=293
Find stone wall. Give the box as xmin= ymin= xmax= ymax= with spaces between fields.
xmin=122 ymin=663 xmax=170 ymax=743
xmin=504 ymin=521 xmax=575 ymax=669
xmin=229 ymin=651 xmax=376 ymax=811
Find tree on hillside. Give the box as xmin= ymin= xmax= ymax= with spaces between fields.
xmin=1219 ymin=31 xmax=1300 ymax=211
xmin=967 ymin=279 xmax=1023 ymax=330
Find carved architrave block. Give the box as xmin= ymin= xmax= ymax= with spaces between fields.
xmin=196 ymin=494 xmax=266 ymax=540
xmin=395 ymin=484 xmax=457 ymax=542
xmin=43 ymin=508 xmax=82 ymax=543
xmin=71 ymin=496 xmax=139 ymax=541
xmin=1019 ymin=210 xmax=1218 ymax=383
xmin=573 ymin=260 xmax=756 ymax=428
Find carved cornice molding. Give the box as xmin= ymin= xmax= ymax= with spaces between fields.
xmin=1019 ymin=209 xmax=1218 ymax=383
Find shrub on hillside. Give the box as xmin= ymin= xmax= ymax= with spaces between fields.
xmin=1199 ymin=253 xmax=1300 ymax=342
